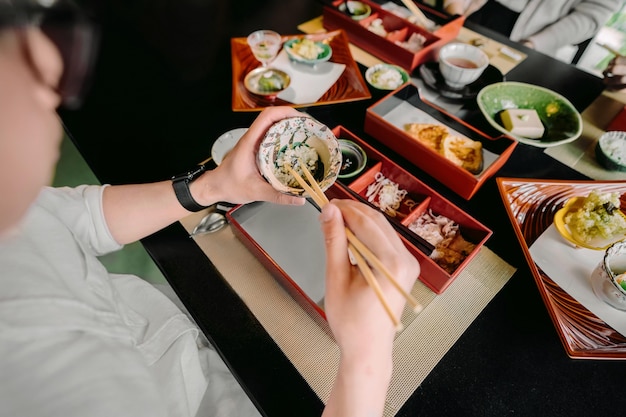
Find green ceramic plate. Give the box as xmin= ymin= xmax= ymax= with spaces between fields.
xmin=476 ymin=81 xmax=582 ymax=147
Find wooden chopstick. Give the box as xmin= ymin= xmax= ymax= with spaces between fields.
xmin=293 ymin=160 xmax=422 ymax=314
xmin=285 ymin=163 xmax=402 ymax=331
xmin=399 ymin=0 xmax=435 ymax=30
xmin=336 ymin=182 xmax=435 ymax=256
xmin=286 ymin=161 xmax=422 ymax=330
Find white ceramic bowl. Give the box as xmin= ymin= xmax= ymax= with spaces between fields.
xmin=591 ymin=240 xmax=626 ymax=311
xmin=596 ymin=131 xmax=626 ymax=172
xmin=365 ymin=64 xmax=409 ymax=90
xmin=257 ymin=116 xmax=341 ymax=196
xmin=438 ymin=42 xmax=489 ymax=89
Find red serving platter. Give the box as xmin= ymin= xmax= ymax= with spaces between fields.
xmin=497 ymin=178 xmax=626 ymax=359
xmin=231 ymin=29 xmax=370 ymax=112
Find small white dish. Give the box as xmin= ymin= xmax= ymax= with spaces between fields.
xmin=211 ymin=127 xmax=248 ymax=166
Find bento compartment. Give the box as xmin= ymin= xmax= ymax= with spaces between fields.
xmin=322 ymin=1 xmax=447 ymax=70
xmin=402 ymin=199 xmax=486 ymax=275
xmin=364 ymin=83 xmax=517 ymax=199
xmin=361 ymin=13 xmax=409 ymax=43
xmin=349 ymin=161 xmax=430 ymax=221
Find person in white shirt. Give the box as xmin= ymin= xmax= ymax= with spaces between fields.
xmin=0 ymin=1 xmax=420 ymax=417
xmin=604 ymin=55 xmax=626 ymax=91
xmin=443 ymin=0 xmax=620 ymax=57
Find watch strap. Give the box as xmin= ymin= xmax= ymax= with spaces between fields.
xmin=172 ymin=164 xmax=208 ymax=212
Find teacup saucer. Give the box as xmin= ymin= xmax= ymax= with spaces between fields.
xmin=418 ymin=61 xmax=503 ymax=100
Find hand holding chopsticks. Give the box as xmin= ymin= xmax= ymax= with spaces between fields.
xmin=285 ymin=161 xmax=422 ymax=332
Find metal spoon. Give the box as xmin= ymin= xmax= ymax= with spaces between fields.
xmin=190 ymin=212 xmax=227 ymax=237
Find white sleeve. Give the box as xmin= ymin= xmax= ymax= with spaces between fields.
xmin=0 ymin=331 xmax=168 ymax=417
xmin=37 ymin=185 xmax=123 ymax=256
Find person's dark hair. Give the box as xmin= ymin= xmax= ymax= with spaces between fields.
xmin=0 ymin=0 xmax=99 ymax=109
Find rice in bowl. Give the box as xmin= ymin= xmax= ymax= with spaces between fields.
xmin=258 ymin=116 xmax=341 ymax=196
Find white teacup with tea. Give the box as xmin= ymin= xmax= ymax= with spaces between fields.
xmin=438 ymin=42 xmax=489 ymax=89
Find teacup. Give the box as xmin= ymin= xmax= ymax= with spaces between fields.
xmin=438 ymin=42 xmax=489 ymax=89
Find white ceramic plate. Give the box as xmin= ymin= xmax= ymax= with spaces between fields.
xmin=211 ymin=128 xmax=248 ymax=166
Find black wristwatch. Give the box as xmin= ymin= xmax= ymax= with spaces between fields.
xmin=172 ymin=163 xmax=208 ymax=212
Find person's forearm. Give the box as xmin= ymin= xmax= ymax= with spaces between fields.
xmin=102 ymin=179 xmax=217 ymax=245
xmin=323 ymin=353 xmax=393 ymax=417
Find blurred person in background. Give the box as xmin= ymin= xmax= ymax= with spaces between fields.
xmin=604 ymin=55 xmax=626 ymax=90
xmin=443 ymin=0 xmax=620 ymax=58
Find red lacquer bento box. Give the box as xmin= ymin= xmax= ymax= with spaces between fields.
xmin=227 ymin=125 xmax=492 ymax=325
xmin=364 ymin=83 xmax=517 ymax=200
xmin=322 ymin=0 xmax=464 ymax=71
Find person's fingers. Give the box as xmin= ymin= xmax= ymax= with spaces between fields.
xmin=320 ymin=202 xmax=350 ymax=293
xmin=332 ymin=199 xmax=404 ymax=264
xmin=238 ymin=107 xmax=304 ymax=152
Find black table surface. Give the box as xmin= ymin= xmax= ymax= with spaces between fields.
xmin=60 ymin=1 xmax=626 ymax=416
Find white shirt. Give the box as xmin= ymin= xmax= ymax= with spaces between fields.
xmin=496 ymin=0 xmax=528 ymax=13
xmin=0 ymin=186 xmax=259 ymax=417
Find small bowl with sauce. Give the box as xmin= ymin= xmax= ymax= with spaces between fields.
xmin=338 ymin=139 xmax=367 ymax=179
xmin=438 ymin=42 xmax=489 ymax=89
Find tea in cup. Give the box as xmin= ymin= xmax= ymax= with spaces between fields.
xmin=438 ymin=42 xmax=489 ymax=89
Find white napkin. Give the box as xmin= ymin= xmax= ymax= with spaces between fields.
xmin=270 ymin=49 xmax=346 ymax=105
xmin=529 ymin=224 xmax=626 ymax=337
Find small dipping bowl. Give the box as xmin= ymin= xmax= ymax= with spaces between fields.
xmin=257 ymin=116 xmax=342 ymax=196
xmin=438 ymin=42 xmax=489 ymax=89
xmin=596 ymin=131 xmax=626 ymax=172
xmin=338 ymin=139 xmax=367 ymax=179
xmin=244 ymin=67 xmax=291 ymax=97
xmin=590 ymin=240 xmax=626 ymax=311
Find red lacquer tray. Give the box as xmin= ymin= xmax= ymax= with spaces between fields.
xmin=231 ymin=29 xmax=370 ymax=112
xmin=497 ymin=178 xmax=626 ymax=360
xmin=365 ymin=83 xmax=517 ymax=200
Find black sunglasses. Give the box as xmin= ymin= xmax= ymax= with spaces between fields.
xmin=1 ymin=0 xmax=99 ymax=109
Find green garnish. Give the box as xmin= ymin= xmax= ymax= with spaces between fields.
xmin=258 ymin=72 xmax=284 ymax=92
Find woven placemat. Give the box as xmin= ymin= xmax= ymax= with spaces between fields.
xmin=543 ymin=92 xmax=626 ymax=180
xmin=180 ymin=211 xmax=516 ymax=416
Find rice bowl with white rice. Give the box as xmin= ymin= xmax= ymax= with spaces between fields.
xmin=274 ymin=143 xmax=322 ymax=188
xmin=258 ymin=116 xmax=341 ymax=196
